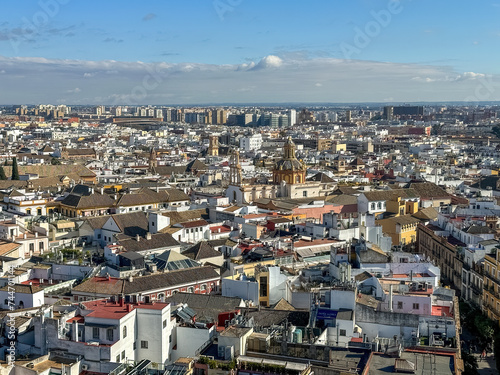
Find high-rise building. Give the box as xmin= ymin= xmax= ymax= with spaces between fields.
xmin=345 ymin=110 xmax=352 ymax=122
xmin=95 ymin=105 xmax=105 ymax=116
xmin=393 ymin=105 xmax=424 ymax=116
xmin=288 ymin=109 xmax=297 ymax=127
xmin=383 ymin=106 xmax=394 ymax=120
xmin=212 ymin=109 xmax=228 ymax=124
xmin=155 ymin=108 xmax=164 ymax=119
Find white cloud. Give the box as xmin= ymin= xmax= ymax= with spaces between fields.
xmin=251 ymin=55 xmax=283 ymax=70
xmin=0 ymin=55 xmax=498 ymax=104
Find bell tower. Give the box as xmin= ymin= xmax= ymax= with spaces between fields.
xmin=229 ymin=148 xmax=242 ymax=186
xmin=149 ymin=147 xmax=158 ymax=170
xmin=207 ymin=135 xmax=219 ymax=156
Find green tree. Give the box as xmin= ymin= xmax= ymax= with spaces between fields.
xmin=0 ymin=166 xmax=6 ymax=180
xmin=462 ymin=352 xmax=479 ymax=375
xmin=11 ymin=157 xmax=19 ymax=180
xmin=474 ymin=314 xmax=494 ymax=342
xmin=51 ymin=157 xmax=61 ymax=165
xmin=492 ymin=125 xmax=500 ymax=138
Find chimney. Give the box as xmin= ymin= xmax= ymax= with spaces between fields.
xmin=136 ymin=234 xmax=140 ymax=242
xmin=72 ymin=321 xmax=79 ymax=341
xmin=389 ymin=285 xmax=393 ymax=312
xmin=146 ymin=232 xmax=151 ymax=241
xmin=23 ymin=233 xmax=27 ymax=239
xmin=100 ymin=187 xmax=104 ymax=194
xmin=35 ymin=232 xmax=38 ymax=238
xmin=128 ymin=275 xmax=133 ymax=283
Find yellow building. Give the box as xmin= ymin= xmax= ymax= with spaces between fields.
xmin=376 ymin=215 xmax=420 ymax=248
xmin=483 ymin=251 xmax=500 ymax=325
xmin=386 ymin=196 xmax=419 ymax=216
xmin=331 ymin=141 xmax=346 ymax=153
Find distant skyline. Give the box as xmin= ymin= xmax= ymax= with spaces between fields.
xmin=1 ymin=0 xmax=500 ymax=104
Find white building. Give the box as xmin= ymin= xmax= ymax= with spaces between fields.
xmin=239 ymin=134 xmax=263 ymax=151
xmin=33 ymin=299 xmax=174 ymax=371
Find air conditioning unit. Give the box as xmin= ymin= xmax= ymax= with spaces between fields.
xmin=82 ymin=364 xmax=89 ymax=371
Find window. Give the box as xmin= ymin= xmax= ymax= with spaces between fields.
xmin=29 ymin=243 xmax=34 ymax=252
xmin=141 ymin=341 xmax=148 ymax=349
xmin=303 ymin=191 xmax=308 ymax=197
xmin=107 ymin=328 xmax=113 ymax=341
xmin=187 ymin=287 xmax=194 ymax=293
xmin=163 ymin=319 xmax=167 ymax=328
xmin=133 ymin=342 xmax=136 ymax=350
xmin=39 ymin=242 xmax=44 ymax=251
xmin=37 ymin=208 xmax=42 ymax=216
xmin=412 ymin=303 xmax=419 ymax=310
xmin=371 ymin=203 xmax=375 ymax=210
xmin=200 ymin=284 xmax=206 ymax=291
xmin=121 ymin=351 xmax=125 ymax=360
xmin=339 ymin=329 xmax=346 ymax=336
xmin=97 ymin=234 xmax=101 ymax=239
xmin=123 ymin=326 xmax=127 ymax=338
xmin=93 ymin=327 xmax=99 ymax=339
xmin=397 ymin=301 xmax=403 ymax=309
xmin=4 ymin=299 xmax=7 ymax=305
xmin=116 ymin=355 xmax=120 ymax=363
xmin=259 ymin=276 xmax=268 ymax=297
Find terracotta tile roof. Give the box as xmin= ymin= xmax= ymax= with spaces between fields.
xmin=0 ymin=241 xmax=21 ymax=256
xmin=178 ymin=219 xmax=209 ymax=228
xmin=60 ymin=193 xmax=115 ymax=209
xmin=119 ymin=232 xmax=179 ymax=252
xmin=0 ymin=283 xmax=42 ymax=294
xmin=183 ymin=242 xmax=221 ymax=260
xmin=159 ymin=209 xmax=209 ymax=227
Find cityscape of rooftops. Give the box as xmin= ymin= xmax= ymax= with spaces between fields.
xmin=0 ymin=1 xmax=499 ymax=375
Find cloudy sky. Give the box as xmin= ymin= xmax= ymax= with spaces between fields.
xmin=0 ymin=0 xmax=499 ymax=105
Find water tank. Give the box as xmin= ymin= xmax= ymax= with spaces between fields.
xmin=293 ymin=329 xmax=303 ymax=344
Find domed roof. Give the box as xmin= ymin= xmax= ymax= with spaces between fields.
xmin=275 ymin=158 xmax=305 ymax=171
xmin=274 ymin=136 xmax=306 ymax=171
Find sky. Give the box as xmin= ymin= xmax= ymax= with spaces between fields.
xmin=1 ymin=0 xmax=500 ymax=105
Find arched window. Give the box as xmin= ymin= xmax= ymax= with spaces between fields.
xmin=187 ymin=287 xmax=194 ymax=293
xmin=377 ymin=202 xmax=382 ymax=209
xmin=26 ymin=209 xmax=31 ymax=215
xmin=18 ymin=301 xmax=24 ymax=309
xmin=123 ymin=326 xmax=127 ymax=338
xmin=371 ymin=203 xmax=375 ymax=210
xmin=200 ymin=284 xmax=207 ymax=291
xmin=158 ymin=293 xmax=165 ymax=301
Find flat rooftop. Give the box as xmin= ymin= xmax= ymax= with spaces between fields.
xmin=368 ymin=351 xmax=453 ymax=375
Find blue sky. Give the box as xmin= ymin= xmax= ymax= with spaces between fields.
xmin=0 ymin=0 xmax=500 ymax=104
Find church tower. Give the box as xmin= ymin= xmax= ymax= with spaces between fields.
xmin=149 ymin=147 xmax=158 ymax=171
xmin=207 ymin=135 xmax=219 ymax=156
xmin=229 ymin=148 xmax=242 ymax=186
xmin=273 ymin=137 xmax=306 ymax=184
